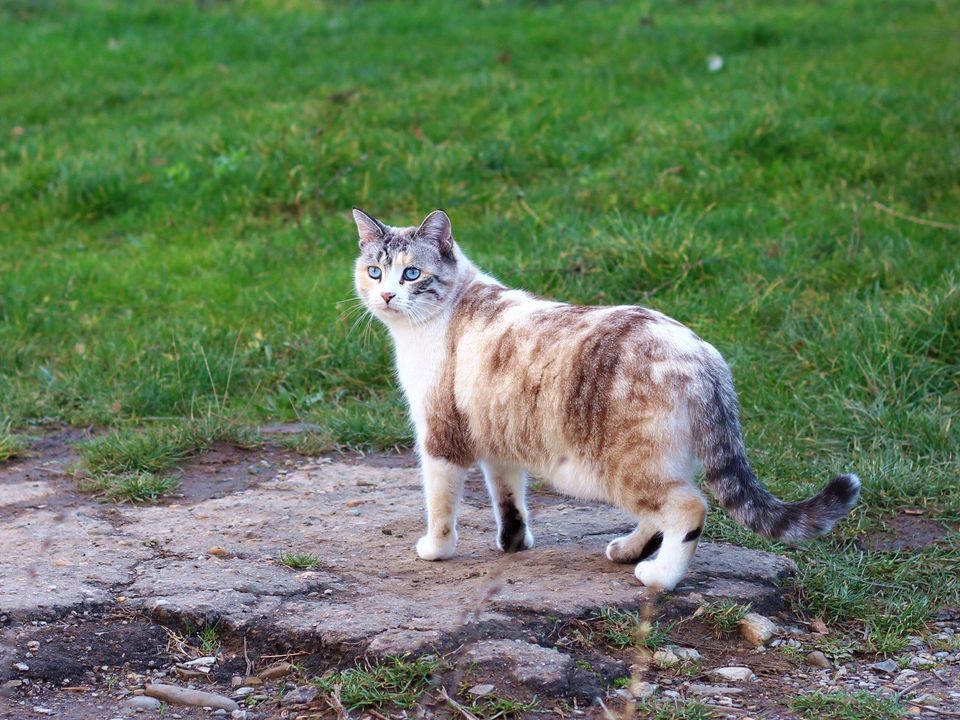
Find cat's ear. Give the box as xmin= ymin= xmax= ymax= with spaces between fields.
xmin=416 ymin=209 xmax=453 ymax=257
xmin=352 ymin=208 xmax=386 ymax=247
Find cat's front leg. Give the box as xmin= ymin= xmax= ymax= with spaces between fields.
xmin=480 ymin=460 xmax=535 ymax=552
xmin=415 ymin=454 xmax=467 ymax=561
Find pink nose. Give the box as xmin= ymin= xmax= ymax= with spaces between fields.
xmin=381 ymin=292 xmax=396 ymax=305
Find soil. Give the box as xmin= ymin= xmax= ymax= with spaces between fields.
xmin=858 ymin=512 xmax=952 ymax=552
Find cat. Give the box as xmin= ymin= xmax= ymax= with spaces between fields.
xmin=351 ymin=208 xmax=861 ymax=590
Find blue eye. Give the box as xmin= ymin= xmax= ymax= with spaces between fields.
xmin=368 ymin=266 xmax=382 ymax=280
xmin=402 ymin=267 xmax=421 ymax=282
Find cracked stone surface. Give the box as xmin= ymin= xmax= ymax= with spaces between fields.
xmin=1 ymin=455 xmax=796 ymax=657
xmin=460 ymin=639 xmax=575 ymax=691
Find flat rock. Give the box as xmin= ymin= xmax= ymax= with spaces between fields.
xmin=460 ymin=639 xmax=573 ymax=692
xmin=0 ymin=458 xmax=799 ymax=662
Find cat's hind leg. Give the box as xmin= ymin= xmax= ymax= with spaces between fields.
xmin=631 ymin=484 xmax=707 ymax=591
xmin=416 ymin=454 xmax=467 ymax=561
xmin=480 ymin=460 xmax=534 ymax=552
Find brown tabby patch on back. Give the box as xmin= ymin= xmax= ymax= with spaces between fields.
xmin=563 ymin=308 xmax=658 ymax=459
xmin=454 ymin=282 xmax=513 ymax=325
xmin=488 ymin=331 xmax=518 ymax=374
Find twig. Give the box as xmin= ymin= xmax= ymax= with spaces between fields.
xmin=326 ymin=683 xmax=350 ymax=720
xmin=515 ymin=191 xmax=543 ymax=225
xmin=872 ymin=201 xmax=959 ymax=231
xmin=258 ymin=650 xmax=310 ymax=660
xmin=896 ymin=676 xmax=931 ymax=700
xmin=243 ymin=635 xmax=253 ymax=677
xmin=439 ymin=686 xmax=482 ymax=720
xmin=903 ymin=700 xmax=960 ymax=717
xmin=596 ymin=697 xmax=619 ymax=720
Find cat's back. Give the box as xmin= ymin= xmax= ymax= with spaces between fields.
xmin=444 ymin=280 xmax=716 ymax=467
xmin=448 ymin=279 xmax=708 ymax=368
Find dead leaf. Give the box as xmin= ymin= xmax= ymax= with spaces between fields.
xmin=810 ymin=617 xmax=829 ymax=634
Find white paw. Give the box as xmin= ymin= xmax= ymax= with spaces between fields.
xmin=416 ymin=533 xmax=457 ymax=561
xmin=605 ymin=537 xmax=629 ymax=562
xmin=634 ymin=560 xmax=685 ymax=591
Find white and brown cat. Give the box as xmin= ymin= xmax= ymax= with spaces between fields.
xmin=352 ymin=208 xmax=860 ymax=590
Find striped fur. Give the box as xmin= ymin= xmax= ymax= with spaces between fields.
xmin=352 ymin=209 xmax=861 ymax=590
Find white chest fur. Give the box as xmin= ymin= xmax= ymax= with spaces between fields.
xmin=389 ymin=319 xmax=448 ymax=434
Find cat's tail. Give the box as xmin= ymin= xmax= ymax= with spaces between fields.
xmin=691 ymin=357 xmax=861 ymax=542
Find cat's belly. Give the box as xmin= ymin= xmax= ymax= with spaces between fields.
xmin=540 ymin=456 xmax=611 ymax=502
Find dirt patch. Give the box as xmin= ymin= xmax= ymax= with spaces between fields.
xmin=0 ymin=427 xmax=87 ymax=521
xmin=171 ymin=442 xmax=271 ymax=504
xmin=2 ymin=614 xmax=168 ymax=686
xmin=323 ymin=447 xmax=419 ymax=469
xmin=858 ymin=513 xmax=952 ymax=552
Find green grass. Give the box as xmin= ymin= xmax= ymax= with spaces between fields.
xmin=2 ymin=0 xmax=958 ymax=653
xmin=0 ymin=421 xmax=29 ymax=462
xmin=313 ymin=656 xmax=438 ymax=712
xmin=79 ymin=469 xmax=181 ymax=503
xmin=279 ymin=551 xmax=322 ymax=570
xmin=75 ymin=416 xmax=259 ymax=501
xmin=636 ymin=699 xmax=715 ymax=720
xmin=698 ymin=600 xmax=751 ymax=638
xmin=597 ymin=607 xmax=673 ymax=651
xmin=199 ymin=622 xmax=221 ymax=655
xmin=465 ymin=694 xmax=540 ymax=720
xmin=792 ymin=691 xmax=905 ymax=720
xmin=276 ymin=430 xmax=334 ymax=457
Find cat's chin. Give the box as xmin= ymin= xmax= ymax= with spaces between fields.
xmin=370 ymin=306 xmax=403 ymax=322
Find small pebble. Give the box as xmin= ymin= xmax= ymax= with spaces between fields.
xmin=870 ymin=659 xmax=898 ymax=674
xmin=125 ymin=696 xmax=162 ymax=711
xmin=739 ymin=613 xmax=778 ymax=646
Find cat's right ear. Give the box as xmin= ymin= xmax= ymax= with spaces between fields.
xmin=352 ymin=208 xmax=386 ymax=248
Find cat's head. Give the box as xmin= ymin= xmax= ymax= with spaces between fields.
xmin=352 ymin=208 xmax=460 ymax=325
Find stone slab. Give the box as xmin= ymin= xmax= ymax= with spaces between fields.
xmin=0 ymin=458 xmax=796 ymax=657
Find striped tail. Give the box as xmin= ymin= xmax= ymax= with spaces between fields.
xmin=692 ymin=358 xmax=861 ymax=542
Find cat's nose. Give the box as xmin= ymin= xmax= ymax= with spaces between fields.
xmin=381 ymin=291 xmax=396 ymax=305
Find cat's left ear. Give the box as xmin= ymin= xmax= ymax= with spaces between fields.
xmin=416 ymin=209 xmax=454 ymax=257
